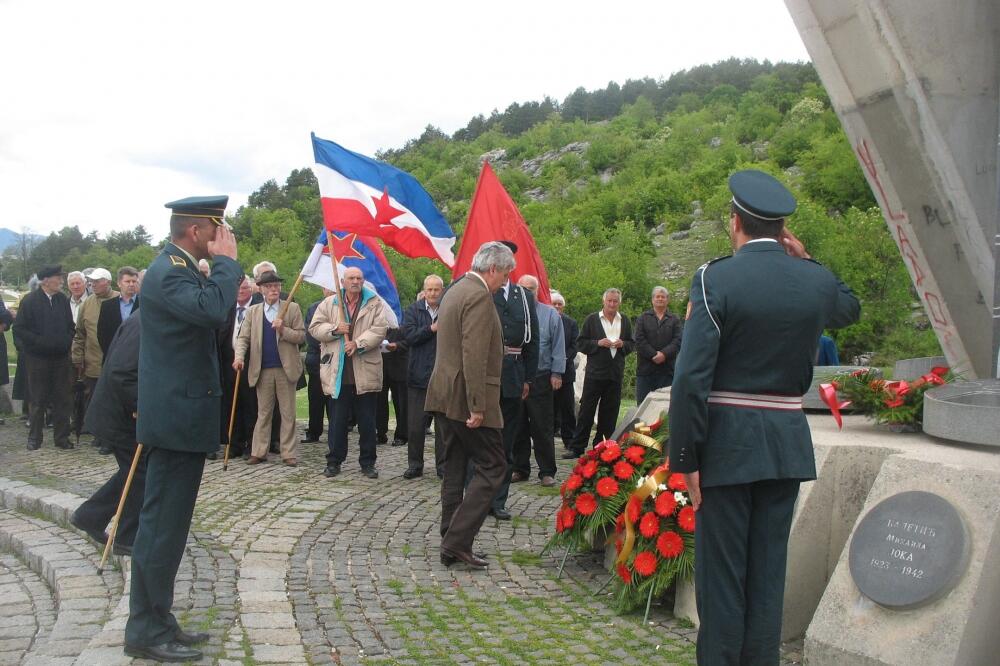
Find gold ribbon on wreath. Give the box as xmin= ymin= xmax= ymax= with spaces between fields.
xmin=615 ymin=462 xmax=670 ymax=566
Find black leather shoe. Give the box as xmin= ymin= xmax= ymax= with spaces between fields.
xmin=402 ymin=468 xmax=423 ymax=479
xmin=489 ymin=508 xmax=512 ymax=521
xmin=174 ymin=628 xmax=210 ymax=646
xmin=55 ymin=441 xmax=74 ymax=450
xmin=26 ymin=441 xmax=40 ymax=451
xmin=391 ymin=438 xmax=407 ymax=447
xmin=113 ymin=542 xmax=132 ymax=556
xmin=377 ymin=434 xmax=388 ymax=444
xmin=300 ymin=436 xmax=320 ymax=443
xmin=561 ymin=450 xmax=583 ymax=459
xmin=324 ymin=464 xmax=342 ymax=478
xmin=205 ymin=452 xmax=218 ymax=460
xmin=440 ymin=549 xmax=488 ymax=568
xmin=124 ymin=641 xmax=203 ymax=662
xmin=70 ymin=511 xmax=108 ymax=544
xmin=361 ymin=467 xmax=379 ymax=479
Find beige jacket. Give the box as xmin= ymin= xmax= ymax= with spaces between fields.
xmin=71 ymin=290 xmax=119 ymax=378
xmin=234 ymin=300 xmax=306 ymax=386
xmin=308 ymin=288 xmax=387 ymax=398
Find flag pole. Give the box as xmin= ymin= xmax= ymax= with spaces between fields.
xmin=277 ymin=272 xmax=305 ymax=321
xmin=327 ymin=232 xmax=350 ymax=332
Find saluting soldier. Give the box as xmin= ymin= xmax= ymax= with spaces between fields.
xmin=488 ymin=241 xmax=539 ymax=520
xmin=124 ymin=196 xmax=241 ymax=663
xmin=668 ymin=170 xmax=860 ymax=665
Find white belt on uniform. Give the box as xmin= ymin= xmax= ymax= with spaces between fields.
xmin=707 ymin=390 xmax=803 ymax=411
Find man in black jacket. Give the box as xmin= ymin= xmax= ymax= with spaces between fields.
xmin=564 ymin=288 xmax=634 ymax=457
xmin=218 ymin=275 xmax=255 ymax=458
xmin=71 ymin=314 xmax=144 ymax=555
xmin=401 ymin=275 xmax=444 ymax=479
xmin=376 ymin=326 xmax=408 ymax=446
xmin=550 ymin=291 xmax=578 ymax=449
xmin=97 ymin=266 xmax=140 ymax=356
xmin=13 ymin=264 xmax=75 ymax=450
xmin=633 ymin=286 xmax=682 ymax=404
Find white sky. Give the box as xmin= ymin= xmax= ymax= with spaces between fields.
xmin=0 ymin=0 xmax=808 ymax=240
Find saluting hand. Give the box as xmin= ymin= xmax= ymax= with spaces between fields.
xmin=780 ymin=228 xmax=811 ymax=259
xmin=208 ymin=224 xmax=238 ymax=260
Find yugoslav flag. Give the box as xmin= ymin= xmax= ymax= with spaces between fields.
xmin=301 ymin=229 xmax=402 ymax=327
xmin=311 ymin=133 xmax=456 ymax=267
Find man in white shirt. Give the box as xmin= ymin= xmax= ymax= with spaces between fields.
xmin=67 ymin=271 xmax=87 ymax=324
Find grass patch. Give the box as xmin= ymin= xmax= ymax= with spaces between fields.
xmin=400 ymin=543 xmax=412 ymax=557
xmin=510 ymin=550 xmax=542 ymax=567
xmin=385 ymin=579 xmax=404 ymax=593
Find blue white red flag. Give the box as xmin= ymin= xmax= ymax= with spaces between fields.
xmin=301 ymin=229 xmax=402 ymax=326
xmin=311 ymin=133 xmax=456 ymax=267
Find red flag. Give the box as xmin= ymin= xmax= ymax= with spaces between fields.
xmin=452 ymin=162 xmax=551 ymax=303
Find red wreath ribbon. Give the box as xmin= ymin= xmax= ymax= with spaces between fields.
xmin=819 ymin=382 xmax=851 ymax=429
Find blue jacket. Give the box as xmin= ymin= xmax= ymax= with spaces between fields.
xmin=402 ymin=299 xmax=437 ymax=389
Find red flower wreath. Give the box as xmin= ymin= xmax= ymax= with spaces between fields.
xmin=667 ymin=473 xmax=687 ymax=491
xmin=575 ymin=492 xmax=597 ymax=516
xmin=617 ymin=562 xmax=632 ymax=583
xmin=555 ymin=511 xmax=564 ymax=533
xmin=626 ymin=496 xmax=642 ymax=523
xmin=677 ymin=506 xmax=696 ymax=532
xmin=623 ymin=445 xmax=646 ymax=465
xmin=612 ymin=460 xmax=635 ymax=480
xmin=580 ymin=460 xmax=599 ymax=479
xmin=615 ymin=512 xmax=626 ymax=534
xmin=596 ymin=476 xmax=620 ymax=498
xmin=561 ymin=506 xmax=577 ymax=529
xmin=656 ymin=530 xmax=684 ymax=558
xmin=599 ymin=442 xmax=622 ymax=463
xmin=634 ymin=551 xmax=658 ymax=576
xmin=654 ymin=492 xmax=677 ymax=517
xmin=564 ymin=473 xmax=583 ymax=492
xmin=639 ymin=511 xmax=660 ymax=538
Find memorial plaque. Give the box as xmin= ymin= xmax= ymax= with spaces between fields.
xmin=848 ymin=491 xmax=968 ymax=609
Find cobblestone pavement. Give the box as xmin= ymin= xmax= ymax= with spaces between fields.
xmin=0 ymin=418 xmax=803 ymax=665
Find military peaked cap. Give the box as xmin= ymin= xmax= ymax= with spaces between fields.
xmin=165 ymin=195 xmax=229 ymax=225
xmin=729 ymin=170 xmax=796 ymax=221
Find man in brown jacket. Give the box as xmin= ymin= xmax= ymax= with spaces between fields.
xmin=233 ymin=271 xmax=306 ymax=466
xmin=309 ymin=266 xmax=388 ymax=479
xmin=426 ymin=241 xmax=512 ymax=569
xmin=72 ymin=267 xmax=118 ymax=446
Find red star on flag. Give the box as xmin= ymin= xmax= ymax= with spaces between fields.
xmin=327 ymin=232 xmax=365 ymax=261
xmin=372 ymin=187 xmax=406 ymax=226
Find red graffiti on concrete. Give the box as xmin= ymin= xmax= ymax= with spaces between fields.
xmin=856 ymin=139 xmax=907 ymax=221
xmin=895 ymin=224 xmax=925 ymax=286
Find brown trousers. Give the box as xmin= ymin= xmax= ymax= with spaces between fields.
xmin=251 ymin=367 xmax=297 ymax=461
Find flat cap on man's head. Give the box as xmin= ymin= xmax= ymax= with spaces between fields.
xmin=165 ymin=195 xmax=229 ymax=225
xmin=36 ymin=264 xmax=62 ymax=280
xmin=728 ymin=170 xmax=796 ymax=221
xmin=256 ymin=270 xmax=282 ymax=285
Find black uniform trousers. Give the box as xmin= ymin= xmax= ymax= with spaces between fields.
xmin=406 ymin=386 xmax=443 ymax=474
xmin=439 ymin=417 xmax=506 ymax=553
xmin=695 ymin=479 xmax=800 ymax=666
xmin=568 ymin=375 xmax=622 ymax=454
xmin=305 ymin=369 xmax=328 ymax=440
xmin=513 ymin=372 xmax=556 ymax=479
xmin=125 ymin=448 xmax=206 ymax=647
xmin=376 ymin=379 xmax=407 ymax=443
xmin=73 ymin=444 xmax=147 ymax=546
xmin=552 ymin=379 xmax=576 ymax=448
xmin=490 ymin=397 xmax=523 ymax=512
xmin=25 ymin=354 xmax=72 ymax=447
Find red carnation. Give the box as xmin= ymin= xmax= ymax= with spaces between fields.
xmin=639 ymin=511 xmax=660 ymax=538
xmin=575 ymin=492 xmax=597 ymax=516
xmin=677 ymin=506 xmax=696 ymax=532
xmin=586 ymin=449 xmax=599 ymax=461
xmin=580 ymin=460 xmax=599 ymax=479
xmin=565 ymin=474 xmax=584 ymax=491
xmin=599 ymin=442 xmax=622 ymax=463
xmin=596 ymin=476 xmax=620 ymax=498
xmin=655 ymin=492 xmax=677 ymax=517
xmin=562 ymin=506 xmax=577 ymax=529
xmin=615 ymin=512 xmax=626 ymax=533
xmin=668 ymin=473 xmax=687 ymax=491
xmin=657 ymin=530 xmax=684 ymax=558
xmin=616 ymin=563 xmax=631 ymax=584
xmin=624 ymin=445 xmax=645 ymax=465
xmin=613 ymin=460 xmax=635 ymax=480
xmin=626 ymin=497 xmax=642 ymax=523
xmin=634 ymin=551 xmax=657 ymax=576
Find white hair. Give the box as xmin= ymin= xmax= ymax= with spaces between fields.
xmin=252 ymin=261 xmax=277 ymax=279
xmin=651 ymin=286 xmax=669 ymax=298
xmin=603 ymin=287 xmax=621 ymax=299
xmin=470 ymin=241 xmax=515 ymax=273
xmin=550 ymin=290 xmax=565 ymax=305
xmin=67 ymin=271 xmax=85 ymax=282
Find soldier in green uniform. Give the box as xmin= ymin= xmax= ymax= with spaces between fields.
xmin=124 ymin=196 xmax=241 ymax=663
xmin=668 ymin=170 xmax=860 ymax=665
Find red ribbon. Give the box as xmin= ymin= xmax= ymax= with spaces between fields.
xmin=819 ymin=382 xmax=851 ymax=429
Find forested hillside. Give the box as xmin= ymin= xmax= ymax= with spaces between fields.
xmin=8 ymin=58 xmax=941 ymax=372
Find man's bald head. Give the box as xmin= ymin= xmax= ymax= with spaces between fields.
xmin=517 ymin=274 xmax=539 ymax=292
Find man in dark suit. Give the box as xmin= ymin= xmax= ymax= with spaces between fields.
xmin=668 ymin=170 xmax=860 ymax=665
xmin=71 ymin=313 xmax=144 ymax=555
xmin=564 ymin=288 xmax=634 ymax=457
xmin=426 ymin=242 xmax=511 ymax=569
xmin=218 ymin=276 xmax=255 ymax=459
xmin=550 ymin=291 xmax=578 ymax=449
xmin=401 ymin=275 xmax=445 ymax=479
xmin=124 ymin=195 xmax=240 ymax=663
xmin=97 ymin=266 xmax=140 ymax=356
xmin=302 ymin=289 xmax=334 ymax=444
xmin=489 ymin=241 xmax=539 ymax=520
xmin=376 ymin=326 xmax=408 ymax=446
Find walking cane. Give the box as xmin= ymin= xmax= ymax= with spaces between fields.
xmin=97 ymin=443 xmax=144 ymax=574
xmin=223 ymin=367 xmax=241 ymax=471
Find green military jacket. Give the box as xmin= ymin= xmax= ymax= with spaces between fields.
xmin=668 ymin=240 xmax=860 ymax=487
xmin=136 ymin=243 xmax=241 ymax=452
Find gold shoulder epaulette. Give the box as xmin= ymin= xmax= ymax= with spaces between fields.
xmin=169 ymin=255 xmax=187 ymax=268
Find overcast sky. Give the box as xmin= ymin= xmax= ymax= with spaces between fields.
xmin=0 ymin=0 xmax=808 ymax=240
